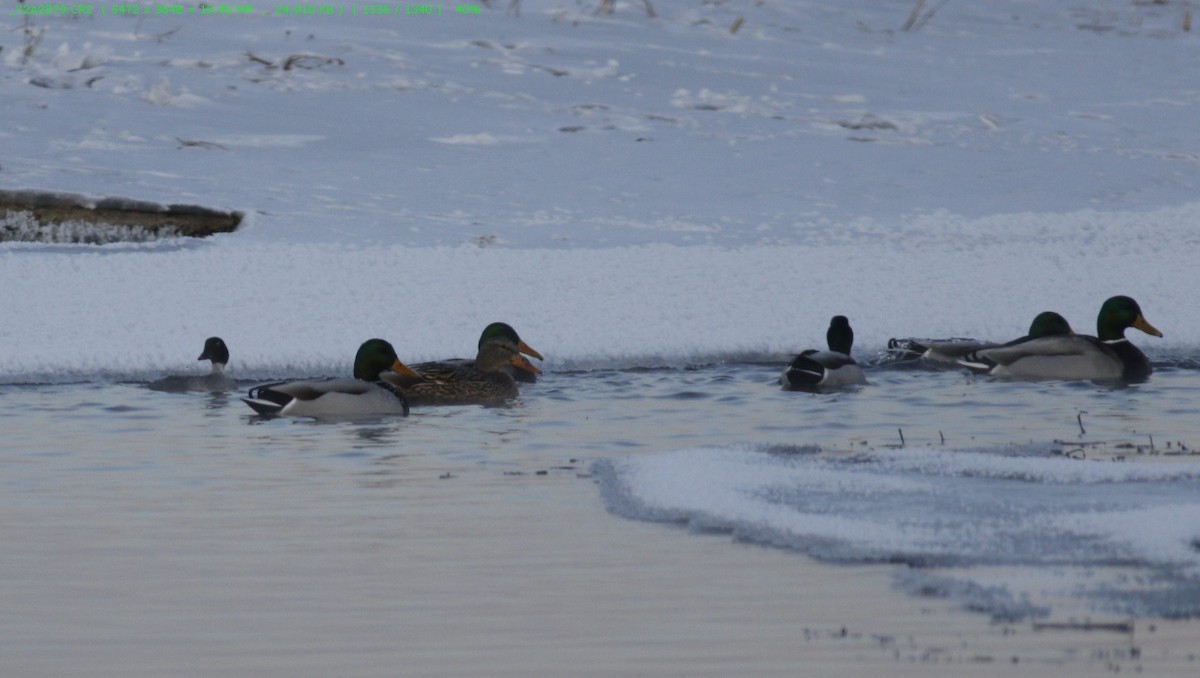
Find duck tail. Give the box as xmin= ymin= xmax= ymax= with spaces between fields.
xmin=957 ymin=350 xmax=995 ymax=374
xmin=242 ymin=383 xmax=291 ymax=416
xmin=781 ymin=351 xmax=824 ymax=390
xmin=242 ymin=398 xmax=282 ymax=416
xmin=886 ymin=338 xmax=931 ymax=360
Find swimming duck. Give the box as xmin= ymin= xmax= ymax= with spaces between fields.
xmin=1019 ymin=311 xmax=1075 ymax=339
xmin=422 ymin=322 xmax=543 ymax=384
xmin=242 ymin=338 xmax=419 ymax=417
xmin=781 ymin=315 xmax=868 ymax=391
xmin=384 ymin=322 xmax=543 ymax=406
xmin=960 ymin=296 xmax=1162 ymax=381
xmin=889 ymin=311 xmax=1073 ymax=364
xmin=148 ymin=336 xmax=236 ymax=393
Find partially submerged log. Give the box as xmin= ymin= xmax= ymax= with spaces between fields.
xmin=0 ymin=189 xmax=242 ymax=243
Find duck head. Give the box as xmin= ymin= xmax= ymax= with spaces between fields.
xmin=1027 ymin=311 xmax=1073 ymax=338
xmin=1097 ymin=296 xmax=1162 ymax=341
xmin=198 ymin=336 xmax=230 ymax=373
xmin=478 ymin=322 xmax=544 ymax=371
xmin=826 ymin=316 xmax=855 ymax=355
xmin=354 ymin=338 xmax=422 ymax=382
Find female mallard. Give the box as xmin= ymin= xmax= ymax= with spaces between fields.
xmin=384 ymin=322 xmax=543 ymax=406
xmin=889 ymin=311 xmax=1073 ymax=364
xmin=420 ymin=322 xmax=543 ymax=384
xmin=961 ymin=296 xmax=1162 ymax=381
xmin=781 ymin=315 xmax=868 ymax=391
xmin=149 ymin=336 xmax=236 ymax=393
xmin=242 ymin=338 xmax=419 ymax=417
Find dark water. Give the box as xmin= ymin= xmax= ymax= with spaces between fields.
xmin=2 ymin=363 xmax=1199 ymax=675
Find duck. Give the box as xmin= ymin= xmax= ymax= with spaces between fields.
xmin=148 ymin=336 xmax=236 ymax=393
xmin=960 ymin=296 xmax=1162 ymax=381
xmin=242 ymin=338 xmax=419 ymax=417
xmin=420 ymin=322 xmax=543 ymax=384
xmin=780 ymin=315 xmax=868 ymax=391
xmin=383 ymin=322 xmax=543 ymax=406
xmin=888 ymin=311 xmax=1074 ymax=365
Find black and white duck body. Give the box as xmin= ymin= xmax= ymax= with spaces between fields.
xmin=960 ymin=297 xmax=1161 ymax=382
xmin=242 ymin=339 xmax=419 ymax=418
xmin=781 ymin=315 xmax=868 ymax=391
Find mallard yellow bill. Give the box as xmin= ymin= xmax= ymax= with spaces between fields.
xmin=961 ymin=297 xmax=1161 ymax=381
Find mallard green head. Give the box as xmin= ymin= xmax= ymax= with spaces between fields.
xmin=1027 ymin=312 xmax=1072 ymax=338
xmin=826 ymin=315 xmax=855 ymax=355
xmin=1097 ymin=296 xmax=1162 ymax=341
xmin=354 ymin=338 xmax=421 ymax=381
xmin=478 ymin=322 xmax=544 ymax=362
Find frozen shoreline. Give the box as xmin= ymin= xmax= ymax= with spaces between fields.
xmin=4 ymin=3 xmax=1200 ymax=672
xmin=5 ymin=2 xmax=1200 ymax=380
xmin=2 ymin=202 xmax=1196 ymax=382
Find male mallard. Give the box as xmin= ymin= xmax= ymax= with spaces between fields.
xmin=961 ymin=296 xmax=1162 ymax=381
xmin=781 ymin=315 xmax=868 ymax=391
xmin=149 ymin=336 xmax=236 ymax=393
xmin=889 ymin=311 xmax=1073 ymax=364
xmin=1021 ymin=311 xmax=1075 ymax=339
xmin=384 ymin=322 xmax=543 ymax=406
xmin=242 ymin=338 xmax=419 ymax=417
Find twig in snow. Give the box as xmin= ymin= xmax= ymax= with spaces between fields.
xmin=246 ymin=52 xmax=274 ymax=67
xmin=176 ymin=138 xmax=230 ymax=151
xmin=246 ymin=52 xmax=345 ymax=71
xmin=19 ymin=1 xmax=46 ymax=65
xmin=281 ymin=54 xmax=345 ymax=71
xmin=902 ymin=0 xmax=949 ymax=32
xmin=150 ymin=26 xmax=182 ymax=43
xmin=1032 ymin=620 xmax=1134 ymax=634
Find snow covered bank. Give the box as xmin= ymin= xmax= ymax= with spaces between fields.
xmin=1 ymin=201 xmax=1195 ymax=382
xmin=596 ymin=444 xmax=1200 ymax=618
xmin=3 ymin=1 xmax=1200 ymax=380
xmin=5 ymin=1 xmax=1200 ymax=247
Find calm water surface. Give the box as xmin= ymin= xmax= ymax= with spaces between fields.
xmin=2 ymin=364 xmax=1199 ymax=676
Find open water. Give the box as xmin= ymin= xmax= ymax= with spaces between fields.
xmin=2 ymin=359 xmax=1200 ymax=675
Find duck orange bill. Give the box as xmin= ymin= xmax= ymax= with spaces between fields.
xmin=517 ymin=340 xmax=544 ymax=361
xmin=390 ymin=359 xmax=424 ymax=379
xmin=511 ymin=355 xmax=541 ymax=374
xmin=1134 ymin=315 xmax=1163 ymax=338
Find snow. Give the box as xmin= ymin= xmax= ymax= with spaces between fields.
xmin=595 ymin=444 xmax=1200 ymax=618
xmin=2 ymin=0 xmax=1200 ymax=381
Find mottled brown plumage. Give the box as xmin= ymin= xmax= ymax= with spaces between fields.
xmin=384 ymin=323 xmax=543 ymax=406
